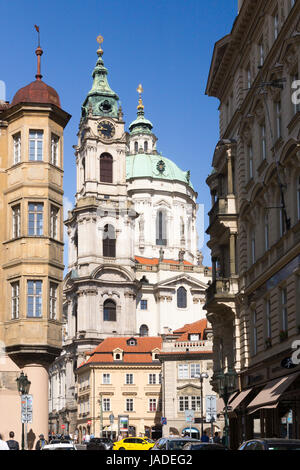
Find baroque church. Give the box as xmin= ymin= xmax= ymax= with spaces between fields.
xmin=49 ymin=38 xmax=211 ymax=432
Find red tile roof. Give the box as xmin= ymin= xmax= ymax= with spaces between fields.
xmin=173 ymin=319 xmax=208 ymax=341
xmin=78 ymin=336 xmax=162 ymax=368
xmin=135 ymin=256 xmax=193 ymax=266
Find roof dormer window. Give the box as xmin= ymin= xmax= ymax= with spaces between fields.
xmin=127 ymin=337 xmax=137 ymax=346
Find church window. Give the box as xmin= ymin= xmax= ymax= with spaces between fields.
xmin=144 ymin=141 xmax=148 ymax=152
xmin=103 ymin=224 xmax=116 ymax=257
xmin=100 ymin=153 xmax=113 ymax=183
xmin=177 ymin=286 xmax=187 ymax=308
xmin=140 ymin=299 xmax=148 ymax=310
xmin=156 ymin=210 xmax=167 ymax=246
xmin=134 ymin=142 xmax=138 ymax=153
xmin=103 ymin=299 xmax=116 ymax=322
xmin=140 ymin=324 xmax=149 ymax=336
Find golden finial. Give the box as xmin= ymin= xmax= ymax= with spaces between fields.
xmin=137 ymin=83 xmax=144 ymax=110
xmin=96 ymin=34 xmax=104 ymax=55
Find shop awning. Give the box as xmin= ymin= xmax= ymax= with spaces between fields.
xmin=228 ymin=388 xmax=253 ymax=411
xmin=247 ymin=374 xmax=299 ymax=411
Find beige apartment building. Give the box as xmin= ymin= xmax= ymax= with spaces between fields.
xmin=0 ymin=44 xmax=70 ymax=446
xmin=205 ymin=0 xmax=300 ymax=448
xmin=75 ymin=336 xmax=163 ymax=441
xmin=158 ymin=319 xmax=224 ymax=439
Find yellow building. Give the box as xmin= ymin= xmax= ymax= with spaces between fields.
xmin=0 ymin=44 xmax=70 ymax=447
xmin=76 ymin=336 xmax=162 ymax=442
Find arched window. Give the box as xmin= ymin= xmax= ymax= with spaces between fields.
xmin=156 ymin=210 xmax=167 ymax=246
xmin=144 ymin=141 xmax=148 ymax=152
xmin=177 ymin=286 xmax=187 ymax=308
xmin=134 ymin=142 xmax=138 ymax=153
xmin=100 ymin=153 xmax=113 ymax=183
xmin=103 ymin=299 xmax=116 ymax=321
xmin=103 ymin=224 xmax=116 ymax=257
xmin=139 ymin=324 xmax=149 ymax=337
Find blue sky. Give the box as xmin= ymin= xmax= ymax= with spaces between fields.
xmin=1 ymin=0 xmax=237 ymax=267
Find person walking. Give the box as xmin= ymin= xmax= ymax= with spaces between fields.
xmin=6 ymin=431 xmax=19 ymax=450
xmin=0 ymin=434 xmax=9 ymax=450
xmin=201 ymin=430 xmax=209 ymax=442
xmin=35 ymin=434 xmax=48 ymax=450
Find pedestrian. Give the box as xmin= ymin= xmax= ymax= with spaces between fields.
xmin=201 ymin=430 xmax=209 ymax=443
xmin=6 ymin=431 xmax=19 ymax=450
xmin=0 ymin=434 xmax=9 ymax=450
xmin=213 ymin=431 xmax=221 ymax=444
xmin=35 ymin=434 xmax=48 ymax=450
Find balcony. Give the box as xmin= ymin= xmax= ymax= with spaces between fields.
xmin=207 ymin=196 xmax=237 ymax=231
xmin=205 ymin=277 xmax=238 ymax=306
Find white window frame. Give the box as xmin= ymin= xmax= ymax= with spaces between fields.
xmin=126 ymin=373 xmax=134 ymax=385
xmin=149 ymin=398 xmax=157 ymax=412
xmin=12 ymin=204 xmax=21 ymax=238
xmin=178 ymin=364 xmax=189 ymax=379
xmin=13 ymin=133 xmax=21 ymax=164
xmin=148 ymin=373 xmax=156 ymax=385
xmin=102 ymin=373 xmax=111 ymax=385
xmin=103 ymin=398 xmax=111 ymax=412
xmin=51 ymin=134 xmax=59 ymax=166
xmin=27 ymin=280 xmax=42 ymax=318
xmin=29 ymin=130 xmax=43 ymax=161
xmin=28 ymin=203 xmax=43 ymax=236
xmin=126 ymin=398 xmax=134 ymax=412
xmin=11 ymin=281 xmax=19 ymax=319
xmin=178 ymin=396 xmax=190 ymax=412
xmin=190 ymin=363 xmax=201 ymax=378
xmin=49 ymin=282 xmax=57 ymax=320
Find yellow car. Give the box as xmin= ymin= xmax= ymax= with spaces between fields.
xmin=113 ymin=437 xmax=154 ymax=451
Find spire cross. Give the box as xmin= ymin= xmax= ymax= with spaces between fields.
xmin=137 ymin=84 xmax=144 ymax=110
xmin=34 ymin=25 xmax=43 ymax=80
xmin=96 ymin=34 xmax=104 ymax=56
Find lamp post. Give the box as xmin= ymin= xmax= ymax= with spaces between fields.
xmin=217 ymin=369 xmax=237 ymax=449
xmin=195 ymin=372 xmax=208 ymax=437
xmin=16 ymin=371 xmax=31 ymax=450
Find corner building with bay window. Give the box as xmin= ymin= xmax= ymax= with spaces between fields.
xmin=49 ymin=40 xmax=211 ymax=434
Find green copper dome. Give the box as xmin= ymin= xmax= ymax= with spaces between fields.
xmin=126 ymin=153 xmax=194 ymax=189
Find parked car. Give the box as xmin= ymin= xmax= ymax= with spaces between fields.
xmin=86 ymin=437 xmax=114 ymax=450
xmin=113 ymin=437 xmax=155 ymax=451
xmin=238 ymin=439 xmax=300 ymax=450
xmin=151 ymin=437 xmax=202 ymax=450
xmin=42 ymin=442 xmax=77 ymax=450
xmin=182 ymin=442 xmax=227 ymax=450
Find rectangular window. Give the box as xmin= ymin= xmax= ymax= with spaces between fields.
xmin=275 ymin=101 xmax=282 ymax=139
xmin=179 ymin=396 xmax=189 ymax=412
xmin=103 ymin=398 xmax=110 ymax=412
xmin=259 ymin=40 xmax=264 ymax=67
xmin=274 ymin=13 xmax=279 ymax=40
xmin=140 ymin=299 xmax=148 ymax=310
xmin=260 ymin=123 xmax=266 ymax=160
xmin=178 ymin=364 xmax=189 ymax=379
xmin=29 ymin=130 xmax=43 ymax=161
xmin=149 ymin=399 xmax=157 ymax=412
xmin=264 ymin=211 xmax=269 ymax=251
xmin=12 ymin=204 xmax=21 ymax=238
xmin=190 ymin=363 xmax=200 ymax=378
xmin=11 ymin=281 xmax=19 ymax=319
xmin=266 ymin=299 xmax=272 ymax=339
xmin=191 ymin=396 xmax=201 ymax=411
xmin=251 ymin=228 xmax=256 ymax=265
xmin=126 ymin=398 xmax=134 ymax=412
xmin=13 ymin=133 xmax=21 ymax=164
xmin=50 ymin=205 xmax=59 ymax=239
xmin=126 ymin=373 xmax=134 ymax=385
xmin=102 ymin=373 xmax=111 ymax=384
xmin=51 ymin=134 xmax=59 ymax=166
xmin=28 ymin=203 xmax=43 ymax=236
xmin=148 ymin=374 xmax=156 ymax=385
xmin=49 ymin=282 xmax=57 ymax=320
xmin=248 ymin=144 xmax=253 ymax=179
xmin=281 ymin=288 xmax=288 ymax=332
xmin=27 ymin=280 xmax=42 ymax=318
xmin=253 ymin=310 xmax=258 ymax=355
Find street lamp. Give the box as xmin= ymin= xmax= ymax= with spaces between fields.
xmin=216 ymin=369 xmax=237 ymax=449
xmin=195 ymin=372 xmax=208 ymax=437
xmin=16 ymin=371 xmax=31 ymax=450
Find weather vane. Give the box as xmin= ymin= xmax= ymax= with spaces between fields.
xmin=137 ymin=84 xmax=144 ymax=110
